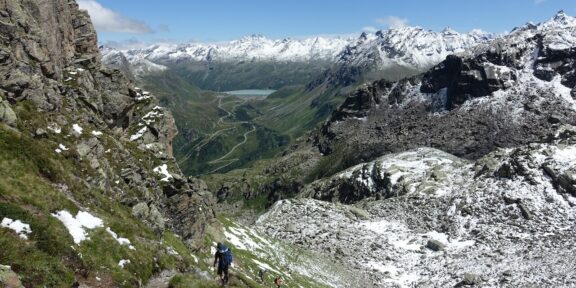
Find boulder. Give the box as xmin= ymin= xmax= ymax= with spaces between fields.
xmin=0 ymin=265 xmax=23 ymax=288
xmin=462 ymin=272 xmax=482 ymax=286
xmin=426 ymin=239 xmax=446 ymax=251
xmin=518 ymin=203 xmax=532 ymax=220
xmin=34 ymin=128 xmax=48 ymax=138
xmin=349 ymin=207 xmax=370 ymax=220
xmin=285 ymin=223 xmax=297 ymax=233
xmin=0 ymin=98 xmax=17 ymax=127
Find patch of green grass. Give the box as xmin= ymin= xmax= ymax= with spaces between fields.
xmin=0 ymin=203 xmax=76 ymax=287
xmin=169 ymin=274 xmax=221 ymax=288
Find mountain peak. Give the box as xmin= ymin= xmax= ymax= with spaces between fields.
xmin=540 ymin=10 xmax=576 ymax=29
xmin=554 ymin=10 xmax=566 ymax=19
xmin=442 ymin=27 xmax=458 ymax=35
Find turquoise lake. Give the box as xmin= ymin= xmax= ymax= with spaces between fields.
xmin=223 ymin=89 xmax=276 ymax=97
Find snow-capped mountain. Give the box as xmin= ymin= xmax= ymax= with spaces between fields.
xmin=102 ymin=26 xmax=495 ymax=83
xmin=101 ymin=46 xmax=167 ymax=78
xmin=338 ymin=27 xmax=494 ymax=70
xmin=315 ymin=10 xmax=576 ymax=177
xmin=117 ymin=35 xmax=354 ymax=64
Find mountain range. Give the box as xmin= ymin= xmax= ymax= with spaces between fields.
xmin=102 ymin=27 xmax=494 ymax=83
xmin=1 ymin=2 xmax=576 ymax=287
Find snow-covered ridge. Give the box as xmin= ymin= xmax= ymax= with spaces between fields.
xmin=101 ymin=25 xmax=494 ymax=71
xmin=338 ymin=26 xmax=495 ymax=71
xmin=112 ymin=35 xmax=354 ymax=64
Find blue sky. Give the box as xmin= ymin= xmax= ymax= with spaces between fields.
xmin=78 ymin=0 xmax=576 ymax=46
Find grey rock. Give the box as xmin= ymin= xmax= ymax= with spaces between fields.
xmin=0 ymin=265 xmax=23 ymax=288
xmin=131 ymin=202 xmax=165 ymax=232
xmin=0 ymin=98 xmax=17 ymax=127
xmin=285 ymin=223 xmax=297 ymax=233
xmin=518 ymin=203 xmax=532 ymax=220
xmin=349 ymin=206 xmax=370 ymax=220
xmin=34 ymin=128 xmax=48 ymax=138
xmin=462 ymin=273 xmax=482 ymax=285
xmin=426 ymin=240 xmax=446 ymax=251
xmin=132 ymin=202 xmax=150 ymax=218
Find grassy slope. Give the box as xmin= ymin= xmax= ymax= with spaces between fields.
xmin=166 ymin=61 xmax=334 ymax=92
xmin=0 ymin=122 xmax=310 ymax=288
xmin=0 ymin=101 xmax=201 ymax=287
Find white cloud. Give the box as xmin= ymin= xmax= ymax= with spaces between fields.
xmin=78 ymin=0 xmax=153 ymax=34
xmin=376 ymin=16 xmax=409 ymax=29
xmin=362 ymin=26 xmax=378 ymax=33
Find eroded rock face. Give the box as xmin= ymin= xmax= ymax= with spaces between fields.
xmin=0 ymin=0 xmax=215 ymax=247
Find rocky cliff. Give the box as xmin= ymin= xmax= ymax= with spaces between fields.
xmin=0 ymin=0 xmax=216 ymax=286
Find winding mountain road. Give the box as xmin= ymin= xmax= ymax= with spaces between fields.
xmin=178 ymin=95 xmax=257 ymax=172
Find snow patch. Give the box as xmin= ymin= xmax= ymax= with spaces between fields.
xmin=52 ymin=211 xmax=103 ymax=244
xmin=72 ymin=124 xmax=83 ymax=135
xmin=55 ymin=143 xmax=69 ymax=154
xmin=166 ymin=246 xmax=179 ymax=255
xmin=252 ymin=259 xmax=282 ymax=275
xmin=1 ymin=218 xmax=32 ymax=240
xmin=152 ymin=164 xmax=173 ymax=182
xmin=130 ymin=127 xmax=147 ymax=141
xmin=118 ymin=259 xmax=130 ymax=268
xmin=47 ymin=124 xmax=61 ymax=134
xmin=106 ymin=227 xmax=135 ymax=250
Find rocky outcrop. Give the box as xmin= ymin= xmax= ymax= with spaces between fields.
xmin=0 ymin=0 xmax=215 ymax=248
xmin=306 ymin=125 xmax=576 ymax=206
xmin=301 ymin=148 xmax=469 ymax=203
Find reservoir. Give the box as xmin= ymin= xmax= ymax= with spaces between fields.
xmin=223 ymin=89 xmax=276 ymax=97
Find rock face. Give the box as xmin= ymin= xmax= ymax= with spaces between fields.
xmin=0 ymin=0 xmax=215 ymax=248
xmin=313 ymin=11 xmax=576 ymax=177
xmin=100 ymin=46 xmax=136 ymax=81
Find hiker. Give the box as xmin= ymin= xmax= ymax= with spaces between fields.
xmin=258 ymin=268 xmax=267 ymax=282
xmin=274 ymin=276 xmax=283 ymax=288
xmin=213 ymin=242 xmax=233 ymax=285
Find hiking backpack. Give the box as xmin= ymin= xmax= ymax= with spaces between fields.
xmin=223 ymin=248 xmax=233 ymax=266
